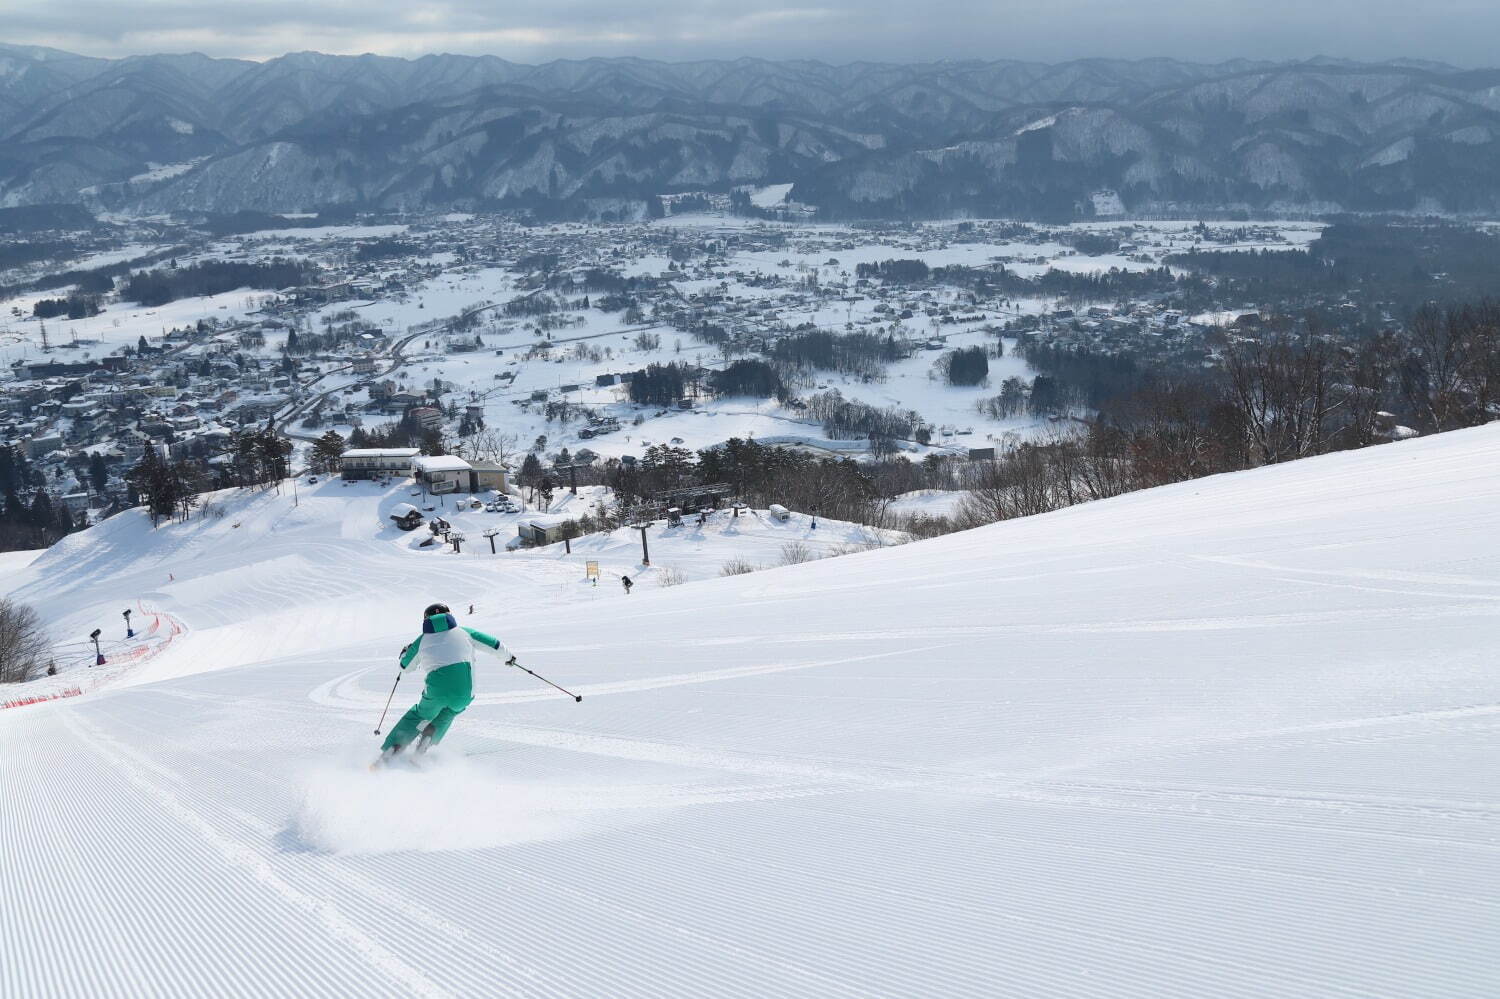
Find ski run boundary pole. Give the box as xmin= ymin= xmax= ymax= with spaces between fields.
xmin=511 ymin=660 xmax=583 ymax=702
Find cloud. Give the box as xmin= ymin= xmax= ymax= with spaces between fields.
xmin=2 ymin=0 xmax=1495 ymax=67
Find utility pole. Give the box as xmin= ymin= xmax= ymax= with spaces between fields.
xmin=636 ymin=523 xmax=651 ymax=566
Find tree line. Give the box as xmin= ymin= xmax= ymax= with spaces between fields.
xmin=770 ymin=329 xmax=905 ymax=379
xmin=0 ymin=445 xmax=81 ymax=551
xmin=126 ymin=428 xmax=293 ymax=526
xmin=803 ymin=390 xmax=923 ymax=444
xmin=627 ymin=363 xmax=699 ymax=407
xmin=605 ymin=438 xmax=880 ymax=526
xmin=122 ymin=258 xmax=315 ymax=307
xmin=32 ymin=292 xmax=101 ymax=319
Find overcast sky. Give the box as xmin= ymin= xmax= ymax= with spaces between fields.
xmin=6 ymin=0 xmax=1496 ymax=66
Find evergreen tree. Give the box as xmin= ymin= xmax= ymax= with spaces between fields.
xmin=0 ymin=446 xmax=26 ymax=495
xmin=944 ymin=347 xmax=989 ymax=386
xmin=256 ymin=432 xmax=293 ymax=483
xmin=3 ymin=489 xmax=23 ymax=519
xmin=519 ymin=453 xmax=543 ymax=486
xmin=127 ymin=447 xmax=177 ymax=526
xmin=88 ymin=453 xmax=109 ymax=494
xmin=27 ymin=489 xmax=52 ymax=530
xmin=311 ymin=430 xmax=347 ymax=474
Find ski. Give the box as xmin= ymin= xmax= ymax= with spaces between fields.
xmin=369 ymin=746 xmax=404 ymax=771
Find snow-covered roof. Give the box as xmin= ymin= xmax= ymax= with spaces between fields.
xmin=343 ymin=448 xmax=420 ymax=459
xmin=412 ymin=455 xmax=472 ymax=473
xmin=389 ymin=502 xmax=420 ymax=517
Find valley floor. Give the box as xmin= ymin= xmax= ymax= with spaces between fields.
xmin=2 ymin=428 xmax=1499 ymax=996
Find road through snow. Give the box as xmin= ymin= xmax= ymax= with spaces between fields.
xmin=3 ymin=427 xmax=1500 ymax=996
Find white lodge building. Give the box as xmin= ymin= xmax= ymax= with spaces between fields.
xmin=339 ymin=449 xmax=507 ymax=494
xmin=411 ymin=454 xmax=509 ymax=495
xmin=339 ymin=447 xmax=421 ymax=480
xmin=412 ymin=454 xmax=473 ymax=493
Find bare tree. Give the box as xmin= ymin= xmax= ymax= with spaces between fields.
xmin=956 ymin=444 xmax=1069 ymax=527
xmin=0 ymin=598 xmax=48 ymax=684
xmin=1341 ymin=330 xmax=1405 ymax=448
xmin=1224 ymin=330 xmax=1347 ymax=465
xmin=1402 ymin=304 xmax=1473 ymax=434
xmin=780 ymin=542 xmax=817 ymax=566
xmin=1402 ymin=301 xmax=1500 ymax=433
xmin=461 ymin=429 xmax=520 ymax=468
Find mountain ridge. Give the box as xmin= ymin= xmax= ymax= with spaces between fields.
xmin=3 ymin=46 xmax=1499 ymax=217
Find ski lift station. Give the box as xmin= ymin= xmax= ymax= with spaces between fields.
xmin=519 ymin=513 xmax=571 ymax=546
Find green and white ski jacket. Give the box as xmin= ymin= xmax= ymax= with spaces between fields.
xmin=399 ymin=612 xmax=512 ymax=676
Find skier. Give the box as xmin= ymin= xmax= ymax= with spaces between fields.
xmin=621 ymin=575 xmax=633 ymax=594
xmin=375 ymin=603 xmax=514 ymax=765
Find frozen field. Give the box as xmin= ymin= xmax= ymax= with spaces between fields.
xmin=2 ymin=424 xmax=1498 ymax=996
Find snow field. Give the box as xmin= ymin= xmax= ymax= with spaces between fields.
xmin=291 ymin=757 xmax=643 ymax=855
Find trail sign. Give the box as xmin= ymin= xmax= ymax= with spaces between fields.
xmin=586 ymin=561 xmax=600 ymax=582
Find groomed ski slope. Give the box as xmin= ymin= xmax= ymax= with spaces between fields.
xmin=3 ymin=426 xmax=1500 ymax=997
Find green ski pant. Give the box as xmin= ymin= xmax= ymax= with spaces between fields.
xmin=381 ymin=662 xmax=474 ymax=751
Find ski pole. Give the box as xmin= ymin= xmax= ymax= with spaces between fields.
xmin=373 ymin=671 xmax=402 ymax=734
xmin=510 ymin=659 xmax=583 ymax=702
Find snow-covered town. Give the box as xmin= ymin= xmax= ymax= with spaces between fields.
xmin=0 ymin=209 xmax=1329 ymax=533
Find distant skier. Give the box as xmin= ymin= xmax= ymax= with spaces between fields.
xmin=621 ymin=575 xmax=633 ymax=594
xmin=375 ymin=603 xmax=514 ymax=765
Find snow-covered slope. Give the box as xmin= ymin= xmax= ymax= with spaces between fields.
xmin=4 ymin=427 xmax=1500 ymax=997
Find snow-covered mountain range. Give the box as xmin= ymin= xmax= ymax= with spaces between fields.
xmin=2 ymin=421 xmax=1498 ymax=996
xmin=6 ymin=45 xmax=1500 ymax=216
